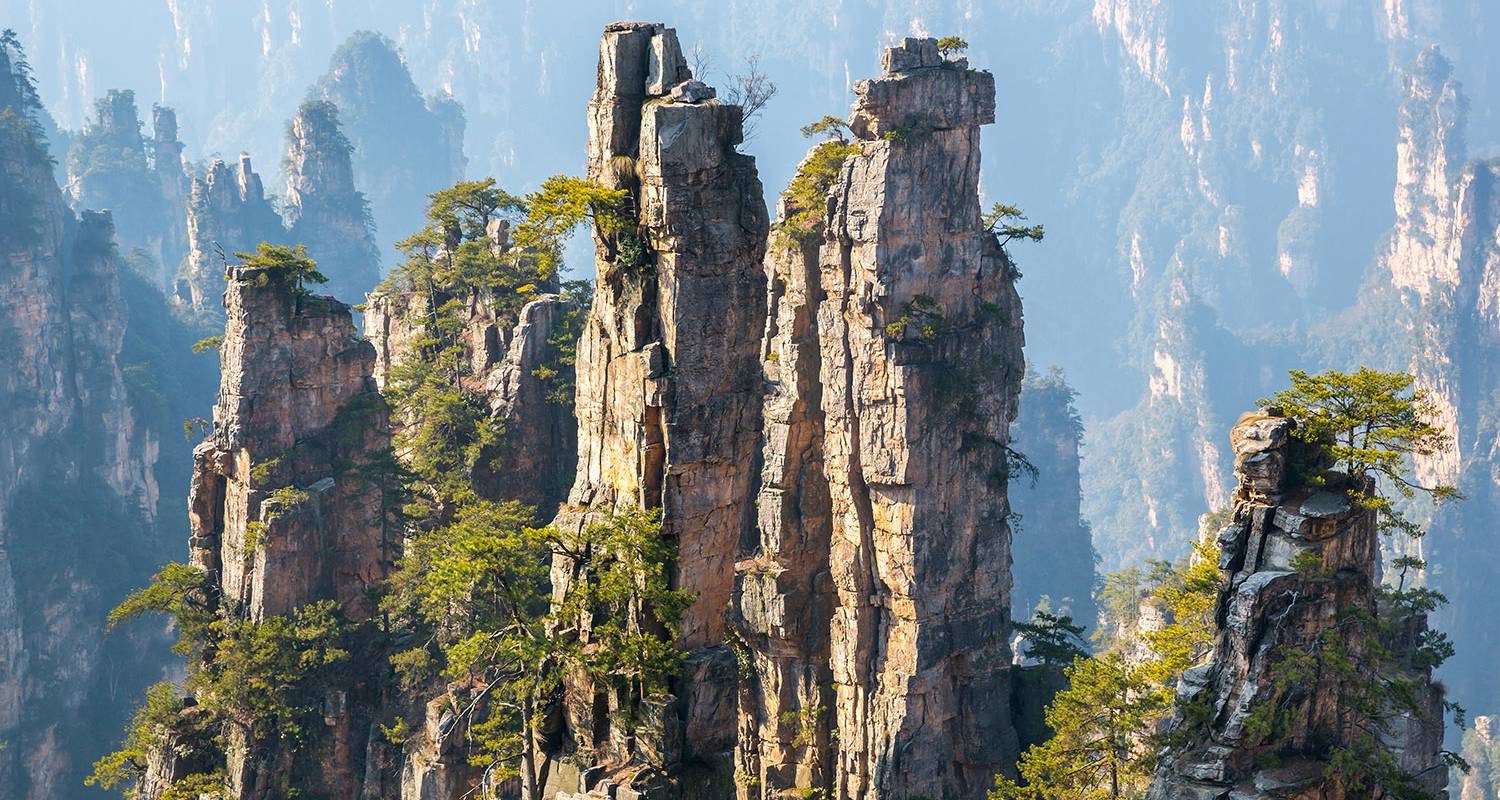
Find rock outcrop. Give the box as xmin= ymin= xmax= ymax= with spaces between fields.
xmin=1147 ymin=412 xmax=1448 ymax=800
xmin=0 ymin=36 xmax=174 ymax=799
xmin=174 ymin=154 xmax=285 ymax=317
xmin=284 ymin=99 xmax=383 ymax=305
xmin=188 ymin=263 xmax=389 ymax=623
xmin=547 ymin=20 xmax=769 ymax=790
xmin=735 ymin=38 xmax=1025 ymax=800
xmin=820 ymin=39 xmax=1023 ymax=800
xmin=179 ymin=258 xmax=390 ymax=798
xmin=364 ymin=236 xmax=580 ymax=514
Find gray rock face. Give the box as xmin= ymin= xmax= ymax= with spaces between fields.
xmin=0 ymin=43 xmax=160 ymax=795
xmin=175 ymin=154 xmax=285 ymax=317
xmin=549 ymin=19 xmax=769 ymax=786
xmin=1147 ymin=412 xmax=1449 ymax=800
xmin=818 ymin=39 xmax=1022 ymax=800
xmin=734 ymin=37 xmax=1025 ymax=800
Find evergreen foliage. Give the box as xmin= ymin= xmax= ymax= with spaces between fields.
xmin=233 ymin=242 xmax=327 ymax=294
xmin=1014 ymin=611 xmax=1089 ymax=666
xmin=1260 ymin=367 xmax=1461 ymax=538
xmin=998 ymin=536 xmax=1222 ymax=799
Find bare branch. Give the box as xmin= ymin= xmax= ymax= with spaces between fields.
xmin=723 ymin=53 xmax=779 ymax=142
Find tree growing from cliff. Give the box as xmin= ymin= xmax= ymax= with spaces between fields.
xmin=937 ymin=36 xmax=970 ymax=56
xmin=384 ymin=506 xmax=688 ymax=800
xmin=234 ymin=242 xmax=327 ymax=295
xmin=1260 ymin=367 xmax=1460 ymax=539
xmin=1242 ymin=368 xmax=1467 ymax=795
xmin=1014 ymin=611 xmax=1088 ymax=666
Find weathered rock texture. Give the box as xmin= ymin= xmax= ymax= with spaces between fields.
xmin=174 ymin=154 xmax=285 ymax=317
xmin=818 ymin=39 xmax=1023 ymax=800
xmin=284 ymin=99 xmax=383 ymax=305
xmin=548 ymin=20 xmax=768 ymax=789
xmin=731 ymin=38 xmax=1026 ymax=800
xmin=1147 ymin=412 xmax=1448 ymax=800
xmin=733 ymin=184 xmax=836 ymax=795
xmin=181 ymin=262 xmax=390 ymax=799
xmin=364 ymin=230 xmax=578 ymax=513
xmin=188 ymin=266 xmax=389 ymax=623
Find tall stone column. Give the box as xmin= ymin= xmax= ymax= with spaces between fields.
xmin=818 ymin=38 xmax=1025 ymax=800
xmin=549 ymin=21 xmax=769 ymax=787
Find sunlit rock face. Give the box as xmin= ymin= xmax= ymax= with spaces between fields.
xmin=185 ymin=265 xmax=390 ymax=799
xmin=733 ymin=37 xmax=1026 ymax=800
xmin=546 ymin=21 xmax=769 ymax=793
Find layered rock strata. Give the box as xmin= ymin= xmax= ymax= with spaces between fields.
xmin=821 ymin=39 xmax=1023 ymax=800
xmin=735 ymin=38 xmax=1025 ymax=800
xmin=188 ymin=265 xmax=389 ymax=622
xmin=548 ymin=20 xmax=769 ymax=788
xmin=1147 ymin=412 xmax=1448 ymax=799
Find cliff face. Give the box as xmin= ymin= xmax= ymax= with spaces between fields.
xmin=182 ymin=264 xmax=389 ymax=798
xmin=818 ymin=40 xmax=1023 ymax=800
xmin=548 ymin=20 xmax=769 ymax=788
xmin=1147 ymin=413 xmax=1447 ymax=800
xmin=1351 ymin=44 xmax=1500 ymax=754
xmin=312 ymin=31 xmax=466 ymax=258
xmin=733 ymin=39 xmax=1025 ymax=800
xmin=189 ymin=267 xmax=388 ymax=623
xmin=174 ymin=154 xmax=285 ymax=317
xmin=284 ymin=99 xmax=383 ymax=305
xmin=0 ymin=40 xmax=166 ymax=800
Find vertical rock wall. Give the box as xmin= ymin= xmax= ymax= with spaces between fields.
xmin=0 ymin=39 xmax=163 ymax=798
xmin=732 ymin=38 xmax=1027 ymax=800
xmin=184 ymin=263 xmax=390 ymax=799
xmin=817 ymin=39 xmax=1024 ymax=800
xmin=550 ymin=19 xmax=769 ymax=785
xmin=284 ymin=99 xmax=383 ymax=305
xmin=1147 ymin=413 xmax=1448 ymax=800
xmin=188 ymin=267 xmax=388 ymax=623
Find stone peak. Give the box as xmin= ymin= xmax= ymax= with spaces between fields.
xmin=881 ymin=37 xmax=944 ymax=73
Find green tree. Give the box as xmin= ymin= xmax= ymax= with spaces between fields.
xmin=384 ymin=506 xmax=689 ymax=800
xmin=107 ymin=562 xmax=215 ymax=657
xmin=936 ymin=36 xmax=969 ymax=56
xmin=1260 ymin=367 xmax=1460 ymax=538
xmin=993 ymin=653 xmax=1169 ymax=800
xmin=1014 ymin=611 xmax=1089 ymax=666
xmin=233 ymin=242 xmax=327 ymax=294
xmin=87 ymin=682 xmax=187 ymax=794
xmin=983 ymin=203 xmax=1045 ymax=248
